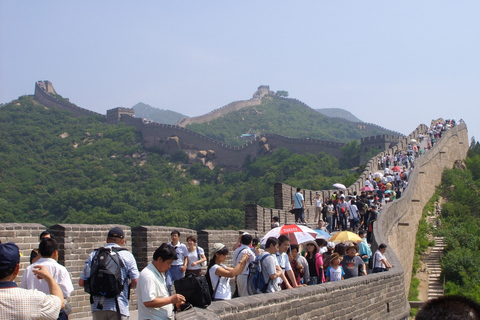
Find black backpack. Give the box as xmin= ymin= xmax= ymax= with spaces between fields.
xmin=174 ymin=273 xmax=212 ymax=308
xmin=84 ymin=247 xmax=128 ymax=317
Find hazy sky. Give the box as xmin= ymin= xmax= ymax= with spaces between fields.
xmin=1 ymin=1 xmax=479 ymax=140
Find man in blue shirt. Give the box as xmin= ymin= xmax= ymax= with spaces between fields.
xmin=80 ymin=227 xmax=139 ymax=320
xmin=291 ymin=188 xmax=306 ymax=224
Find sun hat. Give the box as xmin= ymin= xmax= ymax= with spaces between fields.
xmin=211 ymin=243 xmax=226 ymax=258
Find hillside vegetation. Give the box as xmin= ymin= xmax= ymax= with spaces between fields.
xmin=436 ymin=141 xmax=480 ymax=302
xmin=186 ymin=96 xmax=394 ymax=146
xmin=132 ymin=102 xmax=185 ymax=124
xmin=315 ymin=108 xmax=363 ymax=123
xmin=0 ymin=96 xmax=359 ymax=230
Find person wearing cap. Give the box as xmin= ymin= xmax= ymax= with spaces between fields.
xmin=206 ymin=243 xmax=249 ymax=300
xmin=341 ymin=243 xmax=366 ymax=279
xmin=21 ymin=238 xmax=74 ymax=319
xmin=232 ymin=234 xmax=256 ymax=297
xmin=79 ymin=227 xmax=139 ymax=320
xmin=165 ymin=230 xmax=188 ymax=295
xmin=0 ymin=242 xmax=64 ymax=320
xmin=137 ymin=243 xmax=186 ymax=320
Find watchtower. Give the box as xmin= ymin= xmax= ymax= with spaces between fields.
xmin=106 ymin=107 xmax=135 ymax=124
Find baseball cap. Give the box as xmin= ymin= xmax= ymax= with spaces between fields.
xmin=0 ymin=242 xmax=20 ymax=270
xmin=108 ymin=227 xmax=125 ymax=239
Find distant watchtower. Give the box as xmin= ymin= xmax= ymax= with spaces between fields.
xmin=107 ymin=107 xmax=135 ymax=124
xmin=360 ymin=135 xmax=400 ymax=163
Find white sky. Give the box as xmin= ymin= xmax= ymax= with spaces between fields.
xmin=1 ymin=1 xmax=479 ymax=141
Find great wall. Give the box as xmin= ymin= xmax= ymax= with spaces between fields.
xmin=1 ymin=80 xmax=469 ymax=319
xmin=34 ymin=81 xmax=403 ymax=170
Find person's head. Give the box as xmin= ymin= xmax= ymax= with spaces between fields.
xmin=346 ymin=243 xmax=358 ymax=257
xmin=416 ymin=295 xmax=480 ymax=320
xmin=334 ymin=243 xmax=346 ymax=256
xmin=379 ymin=243 xmax=388 ymax=253
xmin=170 ymin=230 xmax=180 ymax=244
xmin=0 ymin=242 xmax=21 ymax=281
xmin=39 ymin=231 xmax=54 ymax=241
xmin=289 ymin=244 xmax=299 ymax=259
xmin=358 ymin=230 xmax=367 ymax=238
xmin=306 ymin=241 xmax=318 ymax=255
xmin=186 ymin=235 xmax=197 ymax=248
xmin=252 ymin=237 xmax=260 ymax=248
xmin=316 ymin=238 xmax=327 ymax=248
xmin=38 ymin=238 xmax=58 ymax=259
xmin=241 ymin=233 xmax=253 ymax=246
xmin=107 ymin=227 xmax=125 ymax=245
xmin=296 ymin=187 xmax=301 ymax=192
xmin=210 ymin=243 xmax=228 ymax=265
xmin=272 ymin=216 xmax=279 ymax=223
xmin=152 ymin=243 xmax=177 ymax=273
xmin=265 ymin=237 xmax=279 ymax=254
xmin=317 ymin=220 xmax=324 ymax=228
xmin=329 ymin=253 xmax=343 ymax=267
xmin=278 ymin=235 xmax=290 ymax=253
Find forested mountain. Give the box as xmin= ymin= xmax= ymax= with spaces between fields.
xmin=186 ymin=96 xmax=394 ymax=146
xmin=132 ymin=102 xmax=185 ymax=124
xmin=315 ymin=108 xmax=363 ymax=123
xmin=436 ymin=142 xmax=480 ymax=302
xmin=0 ymin=95 xmax=359 ymax=229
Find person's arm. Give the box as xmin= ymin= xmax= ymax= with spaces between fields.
xmin=130 ymin=278 xmax=138 ymax=289
xmin=286 ymin=269 xmax=297 ymax=288
xmin=33 ymin=265 xmax=65 ymax=309
xmin=181 ymin=256 xmax=188 ymax=272
xmin=143 ymin=294 xmax=185 ymax=308
xmin=214 ymin=253 xmax=249 ymax=278
xmin=381 ymin=258 xmax=393 ymax=268
xmin=192 ymin=254 xmax=207 ymax=267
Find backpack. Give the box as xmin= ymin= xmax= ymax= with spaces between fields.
xmin=84 ymin=246 xmax=128 ymax=316
xmin=247 ymin=254 xmax=272 ymax=295
xmin=174 ymin=273 xmax=211 ymax=308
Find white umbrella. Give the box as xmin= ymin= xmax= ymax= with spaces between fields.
xmin=333 ymin=183 xmax=346 ymax=190
xmin=261 ymin=224 xmax=317 ymax=245
xmin=373 ymin=172 xmax=383 ymax=178
xmin=410 ymin=139 xmax=417 ymax=143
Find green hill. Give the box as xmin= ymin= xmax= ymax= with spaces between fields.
xmin=315 ymin=108 xmax=363 ymax=123
xmin=186 ymin=96 xmax=395 ymax=146
xmin=132 ymin=102 xmax=185 ymax=124
xmin=0 ymin=95 xmax=358 ymax=229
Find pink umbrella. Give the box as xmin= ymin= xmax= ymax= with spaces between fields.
xmin=261 ymin=224 xmax=317 ymax=245
xmin=361 ymin=186 xmax=374 ymax=192
xmin=392 ymin=166 xmax=403 ymax=172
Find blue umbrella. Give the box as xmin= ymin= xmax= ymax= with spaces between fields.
xmin=314 ymin=229 xmax=331 ymax=240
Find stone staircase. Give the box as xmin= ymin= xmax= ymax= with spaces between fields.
xmin=426 ymin=214 xmax=446 ymax=299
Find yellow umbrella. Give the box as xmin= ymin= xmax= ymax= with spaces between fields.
xmin=329 ymin=231 xmax=362 ymax=243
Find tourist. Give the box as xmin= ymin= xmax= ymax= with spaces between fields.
xmin=276 ymin=235 xmax=297 ymax=289
xmin=372 ymin=243 xmax=393 ymax=273
xmin=0 ymin=242 xmax=64 ymax=320
xmin=358 ymin=230 xmax=372 ymax=266
xmin=166 ymin=230 xmax=188 ymax=295
xmin=314 ymin=193 xmax=323 ymax=222
xmin=206 ymin=243 xmax=249 ymax=300
xmin=232 ymin=234 xmax=256 ymax=297
xmin=284 ymin=246 xmax=303 ymax=287
xmin=304 ymin=241 xmax=324 ymax=285
xmin=325 ymin=253 xmax=344 ymax=282
xmin=137 ymin=244 xmax=186 ymax=320
xmin=326 ymin=200 xmax=335 ymax=233
xmin=79 ymin=227 xmax=139 ymax=319
xmin=291 ymin=187 xmax=306 ymax=224
xmin=256 ymin=237 xmax=282 ymax=293
xmin=21 ymin=238 xmax=74 ymax=319
xmin=341 ymin=243 xmax=366 ymax=279
xmin=185 ymin=235 xmax=206 ymax=277
xmin=290 ymin=244 xmax=309 ymax=285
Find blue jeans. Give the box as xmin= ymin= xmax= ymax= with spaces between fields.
xmin=166 ymin=265 xmax=184 ymax=295
xmin=326 ymin=216 xmax=333 ymax=233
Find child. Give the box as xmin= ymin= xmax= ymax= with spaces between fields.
xmin=325 ymin=253 xmax=344 ymax=282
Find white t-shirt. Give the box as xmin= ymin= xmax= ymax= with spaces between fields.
xmin=209 ymin=264 xmax=231 ymax=300
xmin=186 ymin=246 xmax=205 ymax=270
xmin=326 ymin=266 xmax=344 ymax=282
xmin=315 ymin=198 xmax=323 ymax=207
xmin=137 ymin=263 xmax=173 ymax=320
xmin=276 ymin=252 xmax=292 ymax=285
xmin=374 ymin=250 xmax=386 ymax=268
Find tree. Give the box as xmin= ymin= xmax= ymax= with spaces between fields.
xmin=276 ymin=90 xmax=289 ymax=98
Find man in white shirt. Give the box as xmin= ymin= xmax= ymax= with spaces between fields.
xmin=0 ymin=242 xmax=64 ymax=320
xmin=276 ymin=235 xmax=298 ymax=289
xmin=137 ymin=244 xmax=186 ymax=320
xmin=21 ymin=238 xmax=74 ymax=318
xmin=232 ymin=234 xmax=255 ymax=297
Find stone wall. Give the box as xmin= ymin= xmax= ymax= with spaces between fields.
xmin=34 ymin=81 xmax=105 ymax=119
